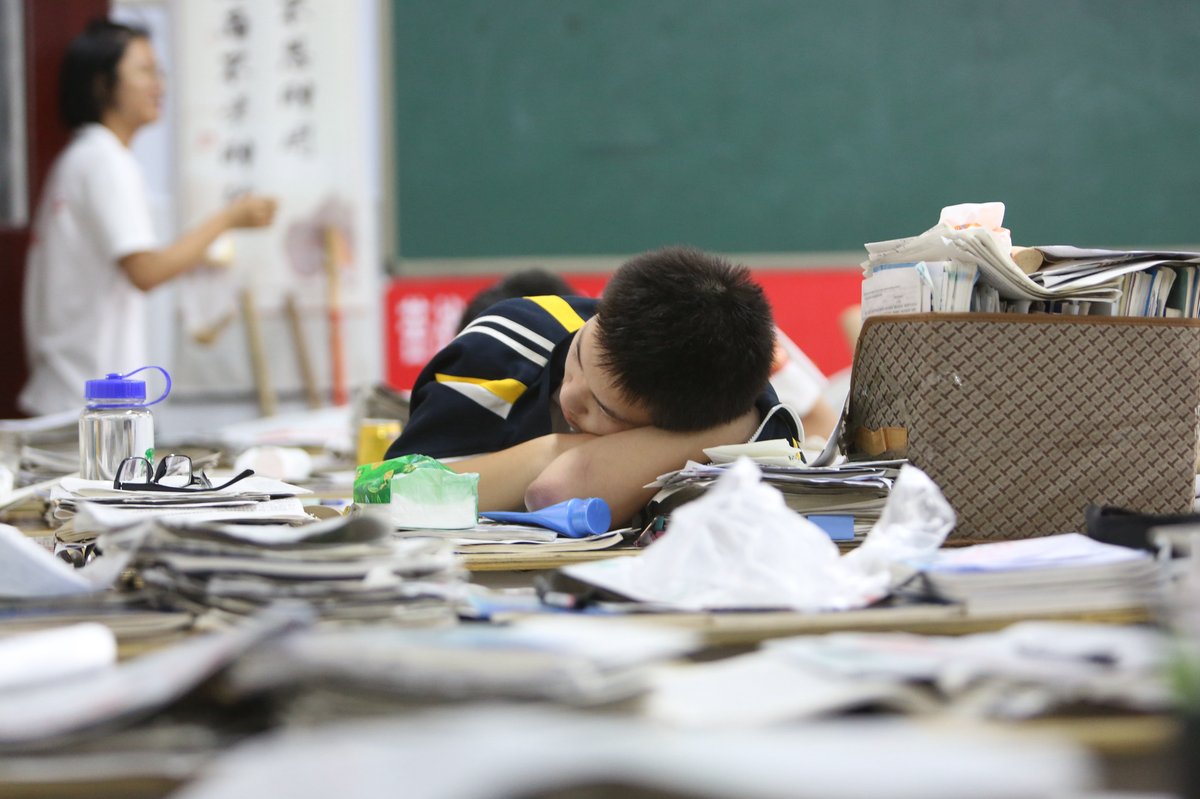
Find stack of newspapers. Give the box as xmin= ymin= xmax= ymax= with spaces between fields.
xmin=50 ymin=473 xmax=316 ymax=545
xmin=863 ymin=224 xmax=1200 ymax=317
xmin=1027 ymin=246 xmax=1200 ymax=318
xmin=99 ymin=514 xmax=466 ymax=627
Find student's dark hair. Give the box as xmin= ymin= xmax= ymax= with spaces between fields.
xmin=596 ymin=246 xmax=775 ymax=431
xmin=457 ymin=268 xmax=577 ymax=331
xmin=60 ymin=19 xmax=150 ymax=130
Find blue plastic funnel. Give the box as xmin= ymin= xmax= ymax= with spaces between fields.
xmin=480 ymin=497 xmax=611 ymax=538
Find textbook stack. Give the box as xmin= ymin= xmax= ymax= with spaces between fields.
xmin=862 ymin=221 xmax=1200 ymax=319
xmin=100 ymin=514 xmax=466 ymax=627
xmin=913 ymin=533 xmax=1163 ymax=615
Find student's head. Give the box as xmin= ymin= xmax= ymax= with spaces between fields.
xmin=60 ymin=19 xmax=161 ymax=131
xmin=458 ymin=268 xmax=577 ymax=332
xmin=558 ymin=246 xmax=775 ymax=435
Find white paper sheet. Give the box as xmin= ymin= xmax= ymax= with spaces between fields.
xmin=0 ymin=623 xmax=117 ymax=693
xmin=172 ymin=706 xmax=1096 ymax=799
xmin=0 ymin=524 xmax=127 ymax=597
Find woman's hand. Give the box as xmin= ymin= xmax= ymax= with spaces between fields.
xmin=224 ymin=194 xmax=278 ymax=229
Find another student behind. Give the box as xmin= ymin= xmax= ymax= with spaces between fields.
xmin=19 ymin=19 xmax=277 ymax=416
xmin=457 ymin=268 xmax=577 ymax=332
xmin=769 ymin=330 xmax=839 ymax=442
xmin=386 ymin=246 xmax=800 ymax=526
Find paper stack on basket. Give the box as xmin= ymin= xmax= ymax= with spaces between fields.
xmin=862 ymin=201 xmax=1200 ymax=318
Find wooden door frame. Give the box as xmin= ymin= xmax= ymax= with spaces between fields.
xmin=0 ymin=0 xmax=108 ymax=417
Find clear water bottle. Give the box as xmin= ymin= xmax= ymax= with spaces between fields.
xmin=79 ymin=366 xmax=171 ymax=481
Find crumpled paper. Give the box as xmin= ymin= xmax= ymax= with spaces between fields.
xmin=939 ymin=201 xmax=1011 ymax=253
xmin=563 ymin=458 xmax=955 ymax=611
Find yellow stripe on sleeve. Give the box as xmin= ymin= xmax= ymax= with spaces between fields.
xmin=434 ymin=374 xmax=528 ymax=404
xmin=526 ymin=295 xmax=587 ymax=333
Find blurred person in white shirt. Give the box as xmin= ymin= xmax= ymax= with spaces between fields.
xmin=20 ymin=19 xmax=277 ymax=415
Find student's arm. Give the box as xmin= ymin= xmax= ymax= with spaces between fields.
xmin=119 ymin=194 xmax=277 ymax=291
xmin=445 ymin=433 xmax=597 ymax=512
xmin=523 ymin=408 xmax=760 ymax=527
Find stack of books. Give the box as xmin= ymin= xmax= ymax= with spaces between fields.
xmin=914 ymin=533 xmax=1162 ymax=615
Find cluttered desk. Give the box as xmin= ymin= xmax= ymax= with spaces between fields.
xmin=2 ymin=207 xmax=1200 ymax=799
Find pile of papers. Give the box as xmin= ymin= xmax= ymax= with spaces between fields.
xmin=390 ymin=518 xmax=627 ymax=555
xmin=168 ymin=705 xmax=1096 ymax=799
xmin=913 ymin=533 xmax=1162 ymax=614
xmin=865 ymin=225 xmax=1124 ymax=304
xmin=865 ymin=227 xmax=1200 ymax=315
xmin=50 ymin=474 xmax=316 ymax=544
xmin=1027 ymin=246 xmax=1200 ymax=318
xmin=0 ymin=607 xmax=303 ymax=749
xmin=649 ymin=459 xmax=904 ymax=539
xmin=861 ymin=259 xmax=980 ymax=320
xmin=224 ymin=616 xmax=699 ymax=707
xmin=646 ymin=620 xmax=1169 ymax=726
xmin=100 ymin=514 xmax=466 ymax=627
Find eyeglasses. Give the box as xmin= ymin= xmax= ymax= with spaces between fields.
xmin=113 ymin=454 xmax=254 ymax=492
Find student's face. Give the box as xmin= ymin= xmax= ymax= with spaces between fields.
xmin=557 ymin=319 xmax=653 ymax=437
xmin=109 ymin=38 xmax=163 ymax=129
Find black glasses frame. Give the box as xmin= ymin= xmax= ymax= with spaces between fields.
xmin=113 ymin=453 xmax=254 ymax=493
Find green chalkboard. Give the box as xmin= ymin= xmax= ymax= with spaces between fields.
xmin=391 ymin=0 xmax=1200 ymax=260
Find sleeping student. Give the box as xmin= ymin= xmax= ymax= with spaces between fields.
xmin=385 ymin=246 xmax=801 ymax=527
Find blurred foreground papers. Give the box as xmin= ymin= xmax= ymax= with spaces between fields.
xmin=173 ymin=706 xmax=1096 ymax=799
xmin=563 ymin=459 xmax=954 ymax=611
xmin=0 ymin=523 xmax=134 ymax=598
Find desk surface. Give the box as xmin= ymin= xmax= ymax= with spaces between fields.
xmin=495 ymin=603 xmax=1155 ymax=648
xmin=461 ymin=546 xmax=639 ymax=571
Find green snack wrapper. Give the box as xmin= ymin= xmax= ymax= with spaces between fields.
xmin=354 ymin=454 xmax=480 ymax=529
xmin=354 ymin=454 xmax=450 ymax=504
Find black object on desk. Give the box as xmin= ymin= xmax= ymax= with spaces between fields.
xmin=1085 ymin=504 xmax=1200 ymax=552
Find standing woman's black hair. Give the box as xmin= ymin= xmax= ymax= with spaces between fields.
xmin=59 ymin=19 xmax=150 ymax=130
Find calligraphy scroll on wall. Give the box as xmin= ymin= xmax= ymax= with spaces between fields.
xmin=173 ymin=0 xmax=379 ymax=402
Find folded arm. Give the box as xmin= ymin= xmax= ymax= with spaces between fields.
xmin=445 ymin=433 xmax=598 ymax=513
xmin=523 ymin=408 xmax=760 ymax=527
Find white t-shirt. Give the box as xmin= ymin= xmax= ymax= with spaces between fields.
xmin=20 ymin=124 xmax=157 ymax=416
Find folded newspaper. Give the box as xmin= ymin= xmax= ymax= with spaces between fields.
xmin=99 ymin=513 xmax=468 ymax=627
